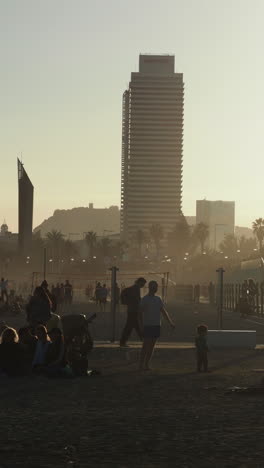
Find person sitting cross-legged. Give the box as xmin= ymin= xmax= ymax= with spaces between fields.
xmin=0 ymin=327 xmax=26 ymax=377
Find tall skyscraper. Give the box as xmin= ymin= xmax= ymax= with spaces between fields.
xmin=18 ymin=158 xmax=34 ymax=254
xmin=121 ymin=54 xmax=184 ymax=242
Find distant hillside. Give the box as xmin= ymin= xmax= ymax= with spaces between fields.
xmin=34 ymin=204 xmax=120 ymax=238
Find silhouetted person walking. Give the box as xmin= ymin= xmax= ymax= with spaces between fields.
xmin=64 ymin=280 xmax=73 ymax=308
xmin=195 ymin=324 xmax=209 ymax=372
xmin=208 ymin=282 xmax=215 ymax=305
xmin=0 ymin=278 xmax=8 ymax=305
xmin=194 ymin=284 xmax=200 ymax=304
xmin=120 ymin=277 xmax=146 ymax=347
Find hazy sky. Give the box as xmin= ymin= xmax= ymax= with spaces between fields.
xmin=1 ymin=0 xmax=263 ymax=231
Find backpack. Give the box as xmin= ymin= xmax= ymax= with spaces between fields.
xmin=121 ymin=287 xmax=132 ymax=306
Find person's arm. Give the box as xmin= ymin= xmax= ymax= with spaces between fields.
xmin=161 ymin=306 xmax=175 ymax=328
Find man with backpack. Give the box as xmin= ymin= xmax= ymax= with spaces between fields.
xmin=120 ymin=277 xmax=147 ymax=347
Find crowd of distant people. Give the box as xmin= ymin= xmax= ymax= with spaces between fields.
xmin=50 ymin=280 xmax=73 ymax=311
xmin=85 ymin=281 xmax=122 ymax=312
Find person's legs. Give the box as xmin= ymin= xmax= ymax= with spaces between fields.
xmin=134 ymin=319 xmax=143 ymax=341
xmin=144 ymin=338 xmax=157 ymax=370
xmin=201 ymin=351 xmax=208 ymax=372
xmin=139 ymin=339 xmax=148 ymax=370
xmin=197 ymin=352 xmax=202 ymax=372
xmin=4 ymin=291 xmax=8 ymax=304
xmin=120 ymin=313 xmax=134 ymax=346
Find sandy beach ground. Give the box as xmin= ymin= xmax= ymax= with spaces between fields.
xmin=1 ymin=302 xmax=264 ymax=467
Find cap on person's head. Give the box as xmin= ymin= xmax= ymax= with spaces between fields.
xmin=197 ymin=324 xmax=208 ymax=334
xmin=136 ymin=277 xmax=147 ymax=286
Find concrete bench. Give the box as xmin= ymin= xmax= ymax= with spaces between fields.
xmin=207 ymin=330 xmax=256 ymax=349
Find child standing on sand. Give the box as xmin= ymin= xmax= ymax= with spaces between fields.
xmin=195 ymin=324 xmax=209 ymax=372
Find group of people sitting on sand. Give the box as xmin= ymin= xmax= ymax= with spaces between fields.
xmin=0 ymin=279 xmax=78 ymax=378
xmin=0 ymin=323 xmax=69 ymax=378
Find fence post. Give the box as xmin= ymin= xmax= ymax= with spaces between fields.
xmin=216 ymin=267 xmax=225 ymax=329
xmin=235 ymin=283 xmax=238 ymax=309
xmin=256 ymin=283 xmax=260 ymax=316
xmin=161 ymin=276 xmax=165 ymax=303
xmin=261 ymin=282 xmax=264 ymax=317
xmin=109 ymin=266 xmax=119 ymax=343
xmin=43 ymin=247 xmax=47 ymax=280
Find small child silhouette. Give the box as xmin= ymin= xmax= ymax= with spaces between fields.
xmin=195 ymin=324 xmax=209 ymax=372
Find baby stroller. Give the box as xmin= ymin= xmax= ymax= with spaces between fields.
xmin=61 ymin=313 xmax=96 ymax=376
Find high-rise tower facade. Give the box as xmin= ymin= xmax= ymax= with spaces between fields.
xmin=18 ymin=158 xmax=34 ymax=254
xmin=121 ymin=55 xmax=184 ymax=242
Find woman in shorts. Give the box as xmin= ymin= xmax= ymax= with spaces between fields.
xmin=139 ymin=280 xmax=175 ymax=371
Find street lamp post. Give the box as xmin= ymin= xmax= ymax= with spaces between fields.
xmin=216 ymin=267 xmax=225 ymax=329
xmin=109 ymin=266 xmax=119 ymax=342
xmin=43 ymin=248 xmax=47 ymax=280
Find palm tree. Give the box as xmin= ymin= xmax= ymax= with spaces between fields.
xmin=113 ymin=241 xmax=127 ymax=260
xmin=85 ymin=231 xmax=97 ymax=260
xmin=149 ymin=224 xmax=163 ymax=256
xmin=45 ymin=230 xmax=64 ymax=261
xmin=46 ymin=229 xmax=64 ymax=244
xmin=193 ymin=223 xmax=209 ymax=254
xmin=252 ymin=218 xmax=264 ymax=253
xmin=219 ymin=234 xmax=238 ymax=257
xmin=168 ymin=216 xmax=190 ymax=257
xmin=134 ymin=229 xmax=147 ymax=257
xmin=62 ymin=239 xmax=77 ymax=259
xmin=238 ymin=236 xmax=257 ymax=257
xmin=99 ymin=237 xmax=112 ymax=258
